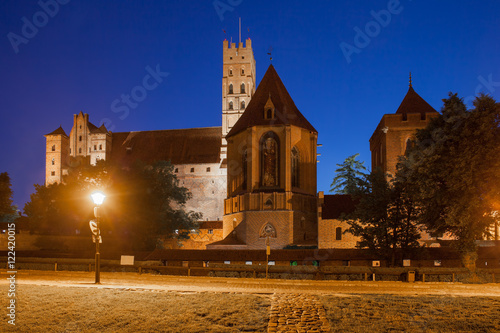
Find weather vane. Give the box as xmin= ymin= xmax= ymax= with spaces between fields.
xmin=267 ymin=46 xmax=273 ymax=63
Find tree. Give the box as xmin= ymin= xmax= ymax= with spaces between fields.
xmin=343 ymin=169 xmax=421 ymax=266
xmin=330 ymin=153 xmax=367 ymax=194
xmin=402 ymin=93 xmax=500 ymax=265
xmin=0 ymin=172 xmax=18 ymax=223
xmin=24 ymin=160 xmax=201 ymax=250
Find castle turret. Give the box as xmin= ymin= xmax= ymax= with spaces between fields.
xmin=221 ymin=38 xmax=256 ymax=165
xmin=44 ymin=126 xmax=69 ymax=185
xmin=370 ymin=77 xmax=438 ymax=176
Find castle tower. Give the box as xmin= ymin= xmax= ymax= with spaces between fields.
xmin=68 ymin=111 xmax=111 ymax=165
xmin=69 ymin=111 xmax=90 ymax=158
xmin=44 ymin=126 xmax=69 ymax=185
xmin=220 ymin=38 xmax=256 ymax=165
xmin=210 ymin=65 xmax=318 ymax=250
xmin=370 ymin=78 xmax=438 ymax=176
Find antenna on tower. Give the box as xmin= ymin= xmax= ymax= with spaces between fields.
xmin=409 ymin=71 xmax=412 ymax=87
xmin=239 ymin=17 xmax=241 ymax=44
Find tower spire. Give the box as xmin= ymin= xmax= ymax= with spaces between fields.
xmin=409 ymin=71 xmax=412 ymax=87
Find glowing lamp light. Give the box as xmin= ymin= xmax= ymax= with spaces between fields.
xmin=91 ymin=191 xmax=106 ymax=206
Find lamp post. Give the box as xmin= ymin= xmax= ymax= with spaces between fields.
xmin=91 ymin=191 xmax=106 ymax=284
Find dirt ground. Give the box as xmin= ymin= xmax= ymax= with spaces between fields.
xmin=1 ymin=270 xmax=500 ymax=332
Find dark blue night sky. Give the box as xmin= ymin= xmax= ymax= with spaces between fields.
xmin=1 ymin=0 xmax=499 ymax=208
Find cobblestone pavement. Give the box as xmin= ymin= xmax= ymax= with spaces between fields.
xmin=268 ymin=293 xmax=331 ymax=333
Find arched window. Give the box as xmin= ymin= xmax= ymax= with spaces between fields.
xmin=228 ymin=84 xmax=233 ymax=94
xmin=51 ymin=145 xmax=55 ymax=152
xmin=229 ymin=101 xmax=234 ymax=110
xmin=229 ymin=69 xmax=233 ymax=76
xmin=78 ymin=148 xmax=82 ymax=154
xmin=405 ymin=138 xmax=413 ymax=156
xmin=99 ymin=144 xmax=102 ymax=150
xmin=336 ymin=227 xmax=342 ymax=240
xmin=242 ymin=149 xmax=247 ymax=190
xmin=240 ymin=83 xmax=245 ymax=94
xmin=241 ymin=68 xmax=245 ymax=75
xmin=51 ymin=158 xmax=55 ymax=165
xmin=241 ymin=100 xmax=245 ymax=109
xmin=291 ymin=147 xmax=300 ymax=188
xmin=267 ymin=108 xmax=273 ymax=119
xmin=260 ymin=132 xmax=279 ymax=187
xmin=79 ymin=136 xmax=82 ymax=142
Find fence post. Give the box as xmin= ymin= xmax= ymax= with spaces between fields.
xmin=422 ymin=273 xmax=425 ymax=282
xmin=188 ymin=268 xmax=191 ymax=277
xmin=452 ymin=273 xmax=455 ymax=282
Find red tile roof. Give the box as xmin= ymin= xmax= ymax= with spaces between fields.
xmin=322 ymin=194 xmax=357 ymax=219
xmin=226 ymin=64 xmax=316 ymax=137
xmin=45 ymin=126 xmax=68 ymax=137
xmin=395 ymin=86 xmax=437 ymax=115
xmin=110 ymin=127 xmax=222 ymax=166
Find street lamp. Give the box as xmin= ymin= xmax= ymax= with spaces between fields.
xmin=91 ymin=191 xmax=106 ymax=284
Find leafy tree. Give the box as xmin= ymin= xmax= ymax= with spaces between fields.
xmin=343 ymin=169 xmax=421 ymax=266
xmin=0 ymin=172 xmax=18 ymax=223
xmin=330 ymin=153 xmax=367 ymax=194
xmin=24 ymin=160 xmax=201 ymax=250
xmin=401 ymin=93 xmax=500 ymax=265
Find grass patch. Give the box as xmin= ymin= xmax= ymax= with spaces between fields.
xmin=2 ymin=285 xmax=270 ymax=332
xmin=321 ymin=294 xmax=500 ymax=332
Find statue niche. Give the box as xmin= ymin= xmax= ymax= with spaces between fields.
xmin=261 ymin=132 xmax=279 ymax=187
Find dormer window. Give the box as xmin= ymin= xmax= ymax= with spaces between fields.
xmin=267 ymin=109 xmax=273 ymax=119
xmin=228 ymin=84 xmax=233 ymax=94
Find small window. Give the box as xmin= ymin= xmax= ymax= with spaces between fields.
xmin=241 ymin=69 xmax=245 ymax=75
xmin=79 ymin=125 xmax=82 ymax=129
xmin=51 ymin=171 xmax=55 ymax=176
xmin=79 ymin=148 xmax=82 ymax=154
xmin=206 ymin=167 xmax=211 ymax=172
xmin=240 ymin=83 xmax=245 ymax=94
xmin=229 ymin=69 xmax=233 ymax=76
xmin=229 ymin=84 xmax=233 ymax=94
xmin=99 ymin=144 xmax=102 ymax=150
xmin=208 ymin=229 xmax=213 ymax=234
xmin=267 ymin=109 xmax=273 ymax=119
xmin=51 ymin=145 xmax=55 ymax=152
xmin=94 ymin=145 xmax=97 ymax=151
xmin=190 ymin=168 xmax=194 ymax=173
xmin=51 ymin=158 xmax=55 ymax=165
xmin=89 ymin=148 xmax=91 ymax=153
xmin=241 ymin=100 xmax=245 ymax=109
xmin=242 ymin=56 xmax=245 ymax=59
xmin=79 ymin=136 xmax=82 ymax=142
xmin=229 ymin=101 xmax=233 ymax=110
xmin=174 ymin=168 xmax=178 ymax=173
xmin=336 ymin=227 xmax=342 ymax=240
xmin=229 ymin=57 xmax=232 ymax=60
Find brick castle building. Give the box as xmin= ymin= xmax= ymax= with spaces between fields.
xmin=45 ymin=39 xmax=447 ymax=250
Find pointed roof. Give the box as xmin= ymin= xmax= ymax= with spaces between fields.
xmin=88 ymin=122 xmax=109 ymax=134
xmin=45 ymin=126 xmax=68 ymax=137
xmin=226 ymin=64 xmax=316 ymax=138
xmin=395 ymin=86 xmax=437 ymax=115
